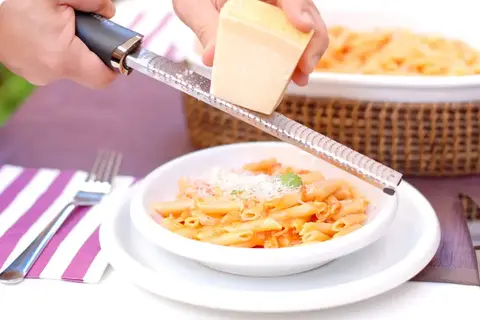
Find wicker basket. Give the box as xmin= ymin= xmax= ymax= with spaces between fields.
xmin=182 ymin=94 xmax=480 ymax=176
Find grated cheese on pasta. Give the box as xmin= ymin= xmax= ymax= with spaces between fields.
xmin=198 ymin=167 xmax=299 ymax=201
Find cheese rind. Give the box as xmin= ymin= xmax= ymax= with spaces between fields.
xmin=210 ymin=0 xmax=313 ymax=115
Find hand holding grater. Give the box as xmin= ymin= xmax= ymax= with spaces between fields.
xmin=74 ymin=11 xmax=403 ymax=195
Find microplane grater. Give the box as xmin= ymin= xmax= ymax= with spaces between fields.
xmin=74 ymin=11 xmax=403 ymax=195
xmin=125 ymin=49 xmax=402 ymax=195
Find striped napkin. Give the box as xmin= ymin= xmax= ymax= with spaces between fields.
xmin=0 ymin=1 xmax=188 ymax=284
xmin=111 ymin=0 xmax=193 ymax=62
xmin=0 ymin=165 xmax=135 ymax=283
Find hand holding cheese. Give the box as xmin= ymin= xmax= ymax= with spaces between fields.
xmin=215 ymin=0 xmax=323 ymax=114
xmin=173 ymin=0 xmax=328 ymax=88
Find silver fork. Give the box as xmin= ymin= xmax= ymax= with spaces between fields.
xmin=0 ymin=150 xmax=122 ymax=284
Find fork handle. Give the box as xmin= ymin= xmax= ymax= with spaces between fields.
xmin=0 ymin=202 xmax=77 ymax=284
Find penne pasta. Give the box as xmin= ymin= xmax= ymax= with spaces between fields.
xmin=230 ymin=232 xmax=267 ymax=248
xmin=265 ymin=192 xmax=303 ymax=210
xmin=269 ymin=203 xmax=318 ymax=220
xmin=184 ymin=216 xmax=201 ymax=228
xmin=154 ymin=199 xmax=195 ymax=216
xmin=177 ymin=178 xmax=191 ymax=194
xmin=277 ymin=231 xmax=301 ymax=247
xmin=332 ymin=213 xmax=367 ymax=232
xmin=160 ymin=218 xmax=183 ymax=231
xmin=312 ymin=201 xmax=328 ymax=221
xmin=174 ymin=227 xmax=199 ymax=239
xmin=264 ymin=234 xmax=280 ymax=248
xmin=196 ymin=199 xmax=243 ymax=215
xmin=299 ymin=222 xmax=335 ymax=237
xmin=301 ymin=230 xmax=331 ymax=243
xmin=304 ymin=180 xmax=343 ymax=201
xmin=225 ymin=217 xmax=282 ymax=233
xmin=298 ymin=171 xmax=325 ymax=184
xmin=220 ymin=211 xmax=242 ymax=224
xmin=190 ymin=210 xmax=222 ymax=226
xmin=332 ymin=199 xmax=369 ymax=220
xmin=241 ymin=204 xmax=263 ymax=221
xmin=174 ymin=211 xmax=191 ymax=223
xmin=333 ymin=185 xmax=352 ymax=200
xmin=333 ymin=224 xmax=363 ymax=238
xmin=316 ymin=26 xmax=480 ymax=76
xmin=282 ymin=218 xmax=309 ymax=233
xmin=230 ymin=240 xmax=259 ymax=248
xmin=152 ymin=158 xmax=371 ymax=248
xmin=243 ymin=158 xmax=280 ymax=174
xmin=272 ymin=228 xmax=288 ymax=237
xmin=202 ymin=230 xmax=254 ymax=246
xmin=196 ymin=225 xmax=225 ymax=240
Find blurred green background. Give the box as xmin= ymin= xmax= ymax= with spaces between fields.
xmin=0 ymin=64 xmax=35 ymax=126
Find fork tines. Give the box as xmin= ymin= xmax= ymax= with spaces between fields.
xmin=87 ymin=150 xmax=123 ymax=184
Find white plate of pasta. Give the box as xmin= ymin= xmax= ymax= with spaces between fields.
xmin=129 ymin=142 xmax=398 ymax=277
xmin=99 ymin=148 xmax=441 ymax=312
xmin=181 ymin=2 xmax=480 ymax=102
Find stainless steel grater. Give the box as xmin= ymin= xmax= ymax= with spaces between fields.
xmin=74 ymin=12 xmax=403 ymax=195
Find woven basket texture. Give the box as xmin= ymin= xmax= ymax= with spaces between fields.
xmin=183 ymin=94 xmax=480 ymax=176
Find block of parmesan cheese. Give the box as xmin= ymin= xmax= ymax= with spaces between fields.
xmin=210 ymin=0 xmax=313 ymax=115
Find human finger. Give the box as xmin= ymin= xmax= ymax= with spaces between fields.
xmin=64 ymin=36 xmax=117 ymax=89
xmin=291 ymin=67 xmax=309 ymax=86
xmin=173 ymin=0 xmax=219 ymax=66
xmin=275 ymin=0 xmax=315 ymax=32
xmin=295 ymin=3 xmax=328 ymax=75
xmin=59 ymin=0 xmax=116 ymax=18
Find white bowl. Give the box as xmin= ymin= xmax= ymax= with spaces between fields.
xmin=179 ymin=2 xmax=480 ymax=102
xmin=130 ymin=142 xmax=399 ymax=277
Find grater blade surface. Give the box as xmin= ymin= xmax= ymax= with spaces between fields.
xmin=126 ymin=48 xmax=403 ymax=195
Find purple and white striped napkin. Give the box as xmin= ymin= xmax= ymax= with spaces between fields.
xmin=0 ymin=2 xmax=192 ymax=284
xmin=0 ymin=165 xmax=135 ymax=283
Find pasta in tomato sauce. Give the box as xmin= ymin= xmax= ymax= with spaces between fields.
xmin=152 ymin=158 xmax=370 ymax=248
xmin=316 ymin=26 xmax=480 ymax=76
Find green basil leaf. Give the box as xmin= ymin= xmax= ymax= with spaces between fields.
xmin=279 ymin=172 xmax=303 ymax=188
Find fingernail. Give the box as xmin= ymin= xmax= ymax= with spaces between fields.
xmin=299 ymin=74 xmax=309 ymax=87
xmin=309 ymin=54 xmax=321 ymax=73
xmin=301 ymin=10 xmax=314 ymax=29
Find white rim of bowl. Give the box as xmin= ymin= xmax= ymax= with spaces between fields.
xmin=103 ymin=170 xmax=441 ymax=312
xmin=130 ymin=142 xmax=399 ymax=265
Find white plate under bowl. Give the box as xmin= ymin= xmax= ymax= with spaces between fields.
xmin=180 ymin=2 xmax=480 ymax=102
xmin=99 ymin=180 xmax=440 ymax=313
xmin=129 ymin=142 xmax=398 ymax=277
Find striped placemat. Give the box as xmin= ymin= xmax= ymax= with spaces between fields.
xmin=111 ymin=0 xmax=191 ymax=62
xmin=0 ymin=165 xmax=135 ymax=283
xmin=0 ymin=2 xmax=179 ymax=283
